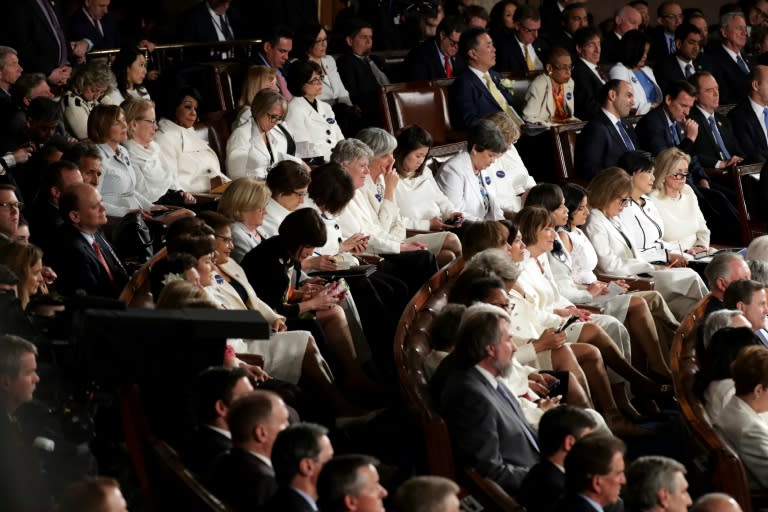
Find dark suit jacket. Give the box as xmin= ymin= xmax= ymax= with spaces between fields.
xmin=688 ymin=105 xmax=745 ymax=167
xmin=547 ymin=30 xmax=577 ymax=59
xmin=178 ymin=1 xmax=239 ymax=42
xmin=519 ymin=460 xmax=565 ymax=512
xmin=403 ymin=38 xmax=467 ymax=81
xmin=708 ymin=45 xmax=750 ymax=106
xmin=634 ymin=105 xmax=709 ymax=183
xmin=50 ymin=224 xmax=128 ymax=299
xmin=654 ymin=54 xmax=712 ymax=94
xmin=68 ymin=9 xmax=120 ymax=50
xmin=184 ymin=427 xmax=232 ymax=477
xmin=27 ymin=199 xmax=63 ymax=259
xmin=439 ymin=366 xmax=539 ymax=494
xmin=574 ymin=110 xmax=639 ymax=180
xmin=492 ymin=30 xmax=549 ymax=73
xmin=240 ymin=235 xmax=302 ymax=318
xmin=335 ymin=52 xmax=385 ymax=121
xmin=727 ymin=99 xmax=768 ymax=163
xmin=572 ymin=59 xmax=604 ymax=121
xmin=449 ymin=68 xmax=515 ymax=130
xmin=554 ymin=494 xmax=603 ymax=512
xmin=6 ymin=0 xmax=70 ymax=75
xmin=648 ymin=26 xmax=675 ymax=65
xmin=209 ymin=448 xmax=278 ymax=511
xmin=600 ymin=32 xmax=622 ymax=65
xmin=262 ymin=487 xmax=316 ymax=512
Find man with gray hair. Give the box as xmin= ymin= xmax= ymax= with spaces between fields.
xmin=0 ymin=46 xmax=22 ymax=108
xmin=704 ymin=252 xmax=751 ymax=317
xmin=393 ymin=475 xmax=460 ymax=512
xmin=602 ymin=5 xmax=643 ymax=64
xmin=747 ymin=235 xmax=768 ymax=262
xmin=439 ymin=303 xmax=540 ymax=494
xmin=691 ymin=493 xmax=743 ymax=512
xmin=748 ymin=260 xmax=768 ymax=287
xmin=624 ymin=456 xmax=692 ymax=512
xmin=702 ymin=309 xmax=751 ymax=350
xmin=709 ymin=11 xmax=750 ymax=104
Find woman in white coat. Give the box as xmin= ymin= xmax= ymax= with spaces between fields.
xmin=436 ymin=120 xmax=507 ymax=222
xmin=283 ymin=60 xmax=344 ymax=163
xmin=61 ymin=61 xmax=112 ymax=140
xmin=226 ymin=89 xmax=304 ymax=180
xmin=609 ymin=30 xmax=661 ymax=115
xmin=153 ymin=87 xmax=229 ymax=194
xmin=485 ymin=112 xmax=536 ymax=215
xmin=522 ymin=47 xmax=579 ymax=125
xmin=585 ymin=167 xmax=707 ymax=320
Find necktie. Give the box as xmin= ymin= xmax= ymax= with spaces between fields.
xmin=444 ymin=55 xmax=452 ymax=78
xmin=495 ymin=382 xmax=540 ymax=452
xmin=524 ymin=45 xmax=535 ymax=71
xmin=92 ymin=239 xmax=114 ymax=282
xmin=596 ymin=66 xmax=609 ymax=83
xmin=763 ymin=107 xmax=768 ymax=138
xmin=668 ymin=36 xmax=676 ymax=54
xmin=275 ymin=70 xmax=292 ymax=101
xmin=476 ymin=173 xmax=489 ymax=212
xmin=37 ymin=0 xmax=67 ymax=66
xmin=670 ymin=123 xmax=681 ymax=145
xmin=366 ymin=57 xmax=390 ymax=86
xmin=218 ymin=14 xmax=233 ymax=40
xmin=483 ymin=73 xmax=523 ymax=125
xmin=708 ymin=115 xmax=731 ymax=160
xmin=737 ymin=55 xmax=749 ymax=74
xmin=684 ymin=63 xmax=694 ymax=78
xmin=616 ymin=121 xmax=635 ymax=150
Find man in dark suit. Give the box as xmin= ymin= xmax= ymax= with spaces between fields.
xmin=449 ymin=27 xmax=524 ymax=130
xmin=0 ymin=185 xmax=20 ymax=243
xmin=655 ymin=23 xmax=711 ymax=93
xmin=317 ymin=454 xmax=388 ymax=512
xmin=554 ymin=434 xmax=627 ymax=512
xmin=68 ymin=0 xmax=120 ymax=51
xmin=519 ymin=406 xmax=597 ymax=512
xmin=209 ymin=390 xmax=290 ymax=511
xmin=185 ymin=366 xmax=253 ymax=476
xmin=393 ymin=476 xmax=460 ymax=512
xmin=0 ymin=47 xmax=22 ymax=123
xmin=50 ymin=183 xmax=128 ymax=299
xmin=438 ymin=304 xmax=540 ymax=494
xmin=728 ymin=65 xmax=768 ymax=164
xmin=546 ymin=3 xmax=589 ymax=60
xmin=724 ymin=280 xmax=768 ymax=349
xmin=403 ymin=16 xmax=467 ymax=81
xmin=263 ymin=422 xmax=334 ymax=512
xmin=688 ymin=71 xmax=744 ymax=169
xmin=624 ymin=456 xmax=692 ymax=512
xmin=708 ymin=12 xmax=750 ymax=106
xmin=495 ymin=5 xmax=548 ymax=73
xmin=255 ymin=26 xmax=295 ymax=101
xmin=178 ymin=0 xmax=240 ymax=43
xmin=647 ymin=1 xmax=683 ymax=65
xmin=600 ymin=5 xmax=642 ymax=65
xmin=336 ymin=19 xmax=389 ymax=126
xmin=574 ymin=79 xmax=639 ymax=180
xmin=572 ymin=26 xmax=607 ymax=121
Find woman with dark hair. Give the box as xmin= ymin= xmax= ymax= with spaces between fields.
xmin=260 ymin=161 xmax=312 ymax=238
xmin=393 ymin=125 xmax=464 ymax=231
xmin=240 ymin=208 xmax=382 ymax=392
xmin=523 ymin=46 xmax=579 ymax=125
xmin=154 ymin=86 xmax=229 ymax=193
xmin=488 ymin=0 xmax=524 ymax=73
xmin=609 ymin=29 xmax=661 ymax=115
xmin=102 ymin=46 xmax=150 ymax=105
xmin=284 ymin=60 xmax=345 ymax=162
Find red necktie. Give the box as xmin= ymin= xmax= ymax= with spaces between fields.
xmin=444 ymin=55 xmax=453 ymax=78
xmin=92 ymin=239 xmax=114 ymax=282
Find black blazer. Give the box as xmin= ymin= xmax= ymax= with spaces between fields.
xmin=600 ymin=32 xmax=623 ymax=65
xmin=553 ymin=493 xmax=603 ymax=512
xmin=178 ymin=1 xmax=239 ymax=42
xmin=518 ymin=460 xmax=565 ymax=512
xmin=209 ymin=448 xmax=278 ymax=511
xmin=240 ymin=235 xmax=302 ymax=318
xmin=574 ymin=110 xmax=639 ymax=180
xmin=492 ymin=30 xmax=549 ymax=73
xmin=5 ymin=0 xmax=70 ymax=75
xmin=688 ymin=106 xmax=745 ymax=167
xmin=547 ymin=30 xmax=577 ymax=60
xmin=727 ymin=99 xmax=768 ymax=163
xmin=439 ymin=366 xmax=539 ymax=494
xmin=27 ymin=199 xmax=63 ymax=260
xmin=572 ymin=58 xmax=604 ymax=121
xmin=184 ymin=427 xmax=232 ymax=477
xmin=647 ymin=26 xmax=675 ymax=65
xmin=449 ymin=68 xmax=516 ymax=130
xmin=335 ymin=52 xmax=385 ymax=121
xmin=68 ymin=9 xmax=120 ymax=51
xmin=50 ymin=224 xmax=128 ymax=299
xmin=654 ymin=54 xmax=712 ymax=94
xmin=262 ymin=487 xmax=316 ymax=512
xmin=708 ymin=45 xmax=750 ymax=106
xmin=403 ymin=38 xmax=467 ymax=81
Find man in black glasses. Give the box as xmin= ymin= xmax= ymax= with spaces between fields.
xmin=0 ymin=184 xmax=20 ymax=243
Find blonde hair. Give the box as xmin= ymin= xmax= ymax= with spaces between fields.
xmin=485 ymin=111 xmax=520 ymax=145
xmin=122 ymin=98 xmax=155 ymax=139
xmin=0 ymin=242 xmax=42 ymax=309
xmin=218 ymin=177 xmax=271 ymax=222
xmin=155 ymin=280 xmax=210 ymax=309
xmin=238 ymin=65 xmax=277 ymax=110
xmin=652 ymin=147 xmax=691 ymax=198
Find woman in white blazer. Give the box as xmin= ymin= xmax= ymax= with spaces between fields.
xmin=522 ymin=47 xmax=579 ymax=125
xmin=436 ymin=120 xmax=507 ymax=222
xmin=485 ymin=112 xmax=536 ymax=215
xmin=585 ymin=167 xmax=707 ymax=320
xmin=61 ymin=61 xmax=113 ymax=140
xmin=226 ymin=89 xmax=304 ymax=180
xmin=283 ymin=60 xmax=345 ymax=162
xmin=609 ymin=30 xmax=661 ymax=115
xmin=153 ymin=87 xmax=229 ymax=194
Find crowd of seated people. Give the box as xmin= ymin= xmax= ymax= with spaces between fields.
xmin=8 ymin=1 xmax=768 ymax=511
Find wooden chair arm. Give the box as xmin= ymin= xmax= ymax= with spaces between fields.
xmin=596 ymin=273 xmax=655 ymax=291
xmin=463 ymin=468 xmax=525 ymax=512
xmin=236 ymin=353 xmax=265 ymax=367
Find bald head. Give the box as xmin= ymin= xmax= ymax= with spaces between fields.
xmin=690 ymin=493 xmax=742 ymax=512
xmin=615 ymin=6 xmax=642 ymax=35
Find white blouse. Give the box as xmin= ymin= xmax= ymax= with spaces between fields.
xmin=260 ymin=198 xmax=294 ymax=238
xmin=650 ymin=185 xmax=710 ymax=250
xmin=124 ymin=139 xmax=179 ymax=202
xmin=394 ymin=169 xmax=457 ymax=230
xmin=313 ymin=55 xmax=352 ymax=106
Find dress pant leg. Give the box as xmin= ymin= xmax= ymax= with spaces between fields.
xmin=693 ymin=184 xmax=742 ymax=245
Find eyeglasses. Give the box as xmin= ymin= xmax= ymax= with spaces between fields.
xmin=616 ymin=197 xmax=631 ymax=207
xmin=519 ymin=25 xmax=540 ymax=34
xmin=551 ymin=64 xmax=574 ymax=71
xmin=489 ymin=301 xmax=516 ymax=313
xmin=266 ymin=113 xmax=285 ymax=123
xmin=314 ymin=37 xmax=328 ymax=44
xmin=138 ymin=119 xmax=158 ymax=127
xmin=291 ymin=191 xmax=308 ymax=198
xmin=0 ymin=201 xmax=23 ymax=211
xmin=307 ymin=75 xmax=326 ymax=85
xmin=670 ymin=172 xmax=689 ymax=180
xmin=215 ymin=235 xmax=234 ymax=245
xmin=662 ymin=13 xmax=683 ymax=20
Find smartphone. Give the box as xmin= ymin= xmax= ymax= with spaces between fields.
xmin=557 ymin=315 xmax=579 ymax=333
xmin=445 ymin=216 xmax=464 ymax=225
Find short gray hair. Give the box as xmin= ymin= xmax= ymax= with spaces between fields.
xmin=464 ymin=248 xmax=522 ymax=283
xmin=705 ymin=253 xmax=746 ymax=291
xmin=624 ymin=456 xmax=687 ymax=512
xmin=747 ymin=235 xmax=768 ymax=262
xmin=721 ymin=11 xmax=746 ymax=30
xmin=355 ymin=127 xmax=397 ymax=158
xmin=453 ymin=303 xmax=511 ymax=366
xmin=331 ymin=138 xmax=374 ymax=165
xmin=703 ymin=309 xmax=749 ymax=350
xmin=70 ymin=60 xmax=113 ymax=95
xmin=749 ymin=259 xmax=768 ymax=287
xmin=250 ymin=89 xmax=287 ymax=121
xmin=0 ymin=335 xmax=37 ymax=380
xmin=0 ymin=46 xmax=17 ymax=69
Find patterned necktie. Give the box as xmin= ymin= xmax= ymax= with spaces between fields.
xmin=477 ymin=173 xmax=489 ymax=212
xmin=596 ymin=66 xmax=609 ymax=83
xmin=708 ymin=115 xmax=731 ymax=160
xmin=92 ymin=239 xmax=114 ymax=282
xmin=524 ymin=45 xmax=535 ymax=71
xmin=444 ymin=55 xmax=452 ymax=78
xmin=737 ymin=55 xmax=749 ymax=74
xmin=616 ymin=121 xmax=635 ymax=150
xmin=218 ymin=14 xmax=233 ymax=40
xmin=668 ymin=36 xmax=676 ymax=54
xmin=684 ymin=63 xmax=694 ymax=78
xmin=495 ymin=381 xmax=540 ymax=452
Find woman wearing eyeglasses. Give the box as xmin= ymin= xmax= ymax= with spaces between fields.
xmin=585 ymin=166 xmax=707 ymax=320
xmin=283 ymin=60 xmax=345 ymax=163
xmin=260 ymin=161 xmax=311 ymax=239
xmin=226 ymin=89 xmax=304 ymax=180
xmin=522 ymin=47 xmax=579 ymax=126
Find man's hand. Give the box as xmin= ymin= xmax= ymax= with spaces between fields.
xmin=682 ymin=118 xmax=698 ymax=141
xmin=48 ymin=66 xmax=72 ymax=86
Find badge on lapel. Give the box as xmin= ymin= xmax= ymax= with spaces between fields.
xmin=496 ymin=170 xmax=506 ymax=178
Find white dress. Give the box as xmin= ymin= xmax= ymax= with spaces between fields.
xmin=225 ymin=118 xmax=303 ymax=180
xmin=485 ymin=145 xmax=536 ymax=214
xmin=394 ymin=169 xmax=458 ymax=231
xmin=96 ymin=143 xmax=154 ymax=216
xmin=650 ymin=186 xmax=711 ymax=251
xmin=124 ymin=139 xmax=180 ymax=203
xmin=283 ymin=96 xmax=344 ymax=161
xmin=154 ymin=119 xmax=228 ymax=193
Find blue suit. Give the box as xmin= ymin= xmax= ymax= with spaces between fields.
xmin=574 ymin=110 xmax=639 ymax=180
xmin=449 ymin=68 xmax=515 ymax=130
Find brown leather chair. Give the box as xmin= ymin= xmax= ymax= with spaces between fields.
xmin=379 ymin=81 xmax=455 ymax=146
xmin=551 ymin=122 xmax=588 ymax=185
xmin=732 ymin=163 xmax=767 ymax=245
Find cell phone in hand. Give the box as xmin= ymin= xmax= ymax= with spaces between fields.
xmin=557 ymin=315 xmax=579 ymax=333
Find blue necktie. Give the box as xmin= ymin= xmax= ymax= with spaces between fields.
xmin=670 ymin=123 xmax=681 ymax=145
xmin=708 ymin=115 xmax=731 ymax=160
xmin=685 ymin=63 xmax=694 ymax=78
xmin=667 ymin=35 xmax=675 ymax=54
xmin=737 ymin=55 xmax=749 ymax=74
xmin=616 ymin=121 xmax=635 ymax=150
xmin=763 ymin=107 xmax=768 ymax=138
xmin=495 ymin=382 xmax=540 ymax=453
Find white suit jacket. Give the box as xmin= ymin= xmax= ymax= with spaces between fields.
xmin=337 ymin=175 xmax=404 ymax=254
xmin=226 ymin=119 xmax=302 ymax=180
xmin=436 ymin=151 xmax=503 ymax=222
xmin=154 ymin=119 xmax=227 ymax=193
xmin=584 ymin=208 xmax=655 ymax=275
xmin=283 ymin=96 xmax=344 ymax=161
xmin=522 ymin=73 xmax=577 ymax=125
xmin=716 ymin=395 xmax=768 ymax=490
